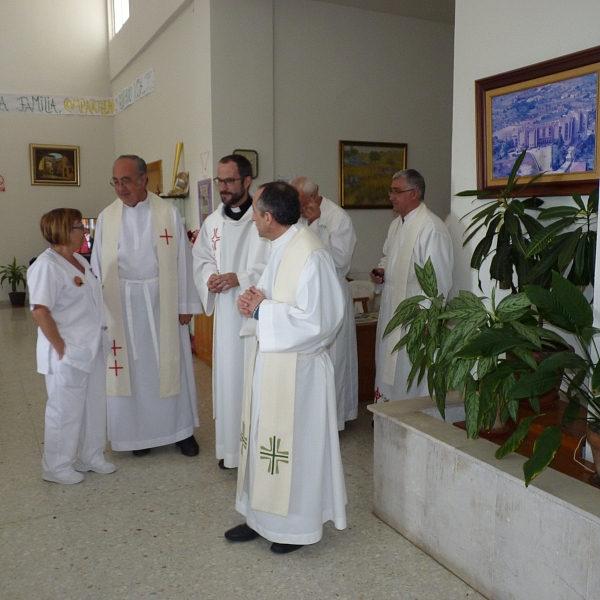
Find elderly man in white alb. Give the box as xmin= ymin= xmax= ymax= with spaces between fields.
xmin=225 ymin=181 xmax=347 ymax=555
xmin=192 ymin=154 xmax=270 ymax=470
xmin=290 ymin=176 xmax=358 ymax=430
xmin=91 ymin=155 xmax=202 ymax=458
xmin=371 ymin=168 xmax=453 ymax=403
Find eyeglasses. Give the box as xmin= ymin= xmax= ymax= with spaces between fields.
xmin=389 ymin=188 xmax=416 ymax=196
xmin=72 ymin=225 xmax=89 ymax=230
xmin=110 ymin=177 xmax=140 ymax=187
xmin=213 ymin=177 xmax=242 ymax=187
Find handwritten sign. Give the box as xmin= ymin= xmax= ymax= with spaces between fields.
xmin=0 ymin=69 xmax=154 ymax=117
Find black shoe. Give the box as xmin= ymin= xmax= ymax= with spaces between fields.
xmin=218 ymin=459 xmax=235 ymax=470
xmin=132 ymin=448 xmax=151 ymax=457
xmin=270 ymin=542 xmax=303 ymax=554
xmin=224 ymin=523 xmax=259 ymax=542
xmin=176 ymin=435 xmax=199 ymax=457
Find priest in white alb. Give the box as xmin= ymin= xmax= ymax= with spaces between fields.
xmin=225 ymin=181 xmax=347 ymax=555
xmin=91 ymin=155 xmax=202 ymax=457
xmin=192 ymin=154 xmax=270 ymax=469
xmin=371 ymin=168 xmax=453 ymax=403
xmin=291 ymin=176 xmax=358 ymax=430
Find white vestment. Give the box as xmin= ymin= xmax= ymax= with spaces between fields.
xmin=375 ymin=204 xmax=453 ymax=403
xmin=28 ymin=249 xmax=111 ymax=477
xmin=91 ymin=195 xmax=202 ymax=451
xmin=236 ymin=224 xmax=347 ymax=545
xmin=192 ymin=205 xmax=269 ymax=467
xmin=302 ymin=197 xmax=358 ymax=429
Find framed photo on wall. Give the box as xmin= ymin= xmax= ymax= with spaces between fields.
xmin=30 ymin=144 xmax=80 ymax=186
xmin=339 ymin=140 xmax=407 ymax=208
xmin=233 ymin=149 xmax=259 ymax=178
xmin=475 ymin=45 xmax=600 ymax=196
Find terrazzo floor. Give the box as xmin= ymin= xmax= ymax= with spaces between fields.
xmin=0 ymin=304 xmax=484 ymax=600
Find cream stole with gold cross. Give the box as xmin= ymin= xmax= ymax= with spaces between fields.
xmin=100 ymin=194 xmax=180 ymax=398
xmin=237 ymin=226 xmax=324 ymax=517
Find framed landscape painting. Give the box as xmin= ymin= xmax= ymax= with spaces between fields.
xmin=339 ymin=140 xmax=407 ymax=208
xmin=30 ymin=144 xmax=80 ymax=186
xmin=476 ymin=45 xmax=600 ymax=196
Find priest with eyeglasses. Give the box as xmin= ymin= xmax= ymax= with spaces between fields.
xmin=91 ymin=155 xmax=202 ymax=458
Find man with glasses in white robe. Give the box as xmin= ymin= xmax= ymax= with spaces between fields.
xmin=91 ymin=155 xmax=202 ymax=457
xmin=371 ymin=169 xmax=453 ymax=403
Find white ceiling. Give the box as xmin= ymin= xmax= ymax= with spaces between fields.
xmin=317 ymin=0 xmax=455 ymax=25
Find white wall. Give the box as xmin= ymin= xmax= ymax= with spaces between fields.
xmin=111 ymin=0 xmax=213 ymax=231
xmin=451 ymin=0 xmax=600 ymax=298
xmin=0 ymin=0 xmax=114 ymax=301
xmin=274 ymin=0 xmax=455 ymax=278
xmin=108 ymin=0 xmax=193 ymax=79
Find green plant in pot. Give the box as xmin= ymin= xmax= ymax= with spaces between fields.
xmin=0 ymin=257 xmax=28 ymax=307
xmin=457 ymin=150 xmax=545 ymax=292
xmin=495 ymin=272 xmax=600 ymax=486
xmin=384 ymin=259 xmax=568 ymax=437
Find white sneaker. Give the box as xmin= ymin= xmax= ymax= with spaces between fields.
xmin=43 ymin=471 xmax=85 ymax=485
xmin=74 ymin=461 xmax=117 ymax=474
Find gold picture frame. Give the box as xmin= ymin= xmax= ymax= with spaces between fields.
xmin=30 ymin=144 xmax=80 ymax=186
xmin=476 ymin=45 xmax=600 ymax=196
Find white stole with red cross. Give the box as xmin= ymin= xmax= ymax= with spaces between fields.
xmin=100 ymin=195 xmax=180 ymax=398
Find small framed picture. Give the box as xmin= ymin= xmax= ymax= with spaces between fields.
xmin=30 ymin=144 xmax=80 ymax=186
xmin=233 ymin=149 xmax=259 ymax=178
xmin=339 ymin=140 xmax=407 ymax=208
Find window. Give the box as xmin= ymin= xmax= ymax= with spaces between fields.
xmin=112 ymin=0 xmax=129 ymax=36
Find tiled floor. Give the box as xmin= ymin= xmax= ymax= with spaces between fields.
xmin=0 ymin=304 xmax=483 ymax=600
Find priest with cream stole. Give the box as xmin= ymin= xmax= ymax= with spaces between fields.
xmin=91 ymin=155 xmax=202 ymax=457
xmin=225 ymin=181 xmax=347 ymax=555
xmin=290 ymin=176 xmax=359 ymax=431
xmin=371 ymin=168 xmax=453 ymax=404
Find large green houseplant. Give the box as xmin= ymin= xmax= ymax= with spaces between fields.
xmin=385 ymin=259 xmax=567 ymax=438
xmin=458 ymin=150 xmax=598 ymax=293
xmin=0 ymin=257 xmax=27 ymax=307
xmin=497 ymin=272 xmax=600 ymax=486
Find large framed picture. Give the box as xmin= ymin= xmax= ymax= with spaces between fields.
xmin=339 ymin=140 xmax=407 ymax=208
xmin=476 ymin=45 xmax=600 ymax=196
xmin=30 ymin=144 xmax=80 ymax=186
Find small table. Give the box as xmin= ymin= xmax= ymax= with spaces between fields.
xmin=355 ymin=313 xmax=378 ymax=403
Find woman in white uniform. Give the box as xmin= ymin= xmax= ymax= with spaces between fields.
xmin=28 ymin=208 xmax=115 ymax=485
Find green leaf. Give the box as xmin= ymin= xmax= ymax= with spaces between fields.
xmin=557 ymin=229 xmax=583 ymax=272
xmin=415 ymin=258 xmax=438 ymax=298
xmin=495 ymin=292 xmax=531 ymax=321
xmin=455 ymin=189 xmax=494 ymax=198
xmin=523 ymin=426 xmax=563 ymax=486
xmin=571 ymin=190 xmax=586 ymax=211
xmin=538 ymin=206 xmax=579 ymax=221
xmin=495 ymin=415 xmax=539 ymax=459
xmin=460 ymin=329 xmax=521 ymax=358
xmin=510 ymin=321 xmax=542 ymax=350
xmin=526 ymin=219 xmax=574 ymax=257
xmin=448 ymin=357 xmax=475 ymax=389
xmin=463 ymin=378 xmax=480 ymax=438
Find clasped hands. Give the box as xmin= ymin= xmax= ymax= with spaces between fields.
xmin=207 ymin=272 xmax=240 ymax=293
xmin=237 ymin=286 xmax=266 ymax=318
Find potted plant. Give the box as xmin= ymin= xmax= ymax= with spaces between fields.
xmin=385 ymin=259 xmax=567 ymax=437
xmin=495 ymin=272 xmax=600 ymax=486
xmin=457 ymin=150 xmax=545 ymax=291
xmin=0 ymin=257 xmax=28 ymax=307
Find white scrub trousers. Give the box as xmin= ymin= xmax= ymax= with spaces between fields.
xmin=42 ymin=352 xmax=108 ymax=479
